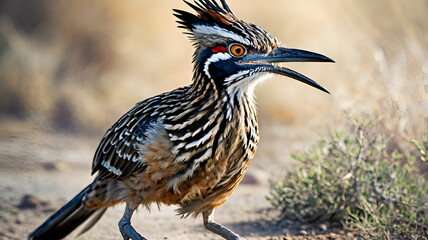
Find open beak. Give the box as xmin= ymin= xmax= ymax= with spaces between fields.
xmin=240 ymin=47 xmax=334 ymax=93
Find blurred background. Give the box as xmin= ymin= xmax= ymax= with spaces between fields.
xmin=0 ymin=0 xmax=427 ymax=238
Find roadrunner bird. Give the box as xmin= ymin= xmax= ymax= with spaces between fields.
xmin=29 ymin=1 xmax=333 ymax=239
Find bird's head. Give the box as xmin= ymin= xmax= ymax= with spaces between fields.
xmin=174 ymin=0 xmax=334 ymax=95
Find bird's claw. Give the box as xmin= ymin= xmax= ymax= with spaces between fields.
xmin=119 ymin=219 xmax=146 ymax=240
xmin=231 ymin=235 xmax=246 ymax=240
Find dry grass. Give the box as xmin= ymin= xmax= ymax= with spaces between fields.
xmin=0 ymin=0 xmax=426 ymax=134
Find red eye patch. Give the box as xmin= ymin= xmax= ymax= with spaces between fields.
xmin=212 ymin=46 xmax=227 ymax=54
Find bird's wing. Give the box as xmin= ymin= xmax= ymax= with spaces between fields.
xmin=91 ymin=97 xmax=162 ymax=180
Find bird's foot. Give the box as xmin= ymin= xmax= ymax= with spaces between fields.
xmin=205 ymin=221 xmax=246 ymax=240
xmin=203 ymin=209 xmax=247 ymax=240
xmin=119 ymin=219 xmax=147 ymax=240
xmin=220 ymin=233 xmax=246 ymax=240
xmin=233 ymin=235 xmax=246 ymax=240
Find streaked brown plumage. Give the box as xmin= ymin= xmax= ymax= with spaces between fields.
xmin=86 ymin=83 xmax=259 ymax=216
xmin=29 ymin=1 xmax=333 ymax=239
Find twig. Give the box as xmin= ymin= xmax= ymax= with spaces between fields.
xmin=352 ymin=126 xmax=366 ymax=198
xmin=356 ymin=127 xmax=365 ymax=165
xmin=371 ymin=181 xmax=397 ymax=203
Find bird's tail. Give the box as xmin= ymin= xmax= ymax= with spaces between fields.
xmin=28 ymin=183 xmax=106 ymax=240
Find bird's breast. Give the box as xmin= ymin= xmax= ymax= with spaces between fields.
xmin=126 ymin=99 xmax=259 ymax=213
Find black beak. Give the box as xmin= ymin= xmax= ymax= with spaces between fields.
xmin=241 ymin=47 xmax=334 ymax=94
xmin=258 ymin=47 xmax=334 ymax=63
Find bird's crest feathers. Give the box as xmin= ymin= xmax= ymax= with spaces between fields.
xmin=173 ymin=0 xmax=278 ymax=51
xmin=174 ymin=0 xmax=236 ymax=31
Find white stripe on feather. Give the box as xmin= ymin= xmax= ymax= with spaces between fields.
xmin=101 ymin=160 xmax=122 ymax=176
xmin=193 ymin=25 xmax=251 ymax=45
xmin=204 ymin=53 xmax=231 ymax=79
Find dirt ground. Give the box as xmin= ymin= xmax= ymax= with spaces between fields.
xmin=0 ymin=120 xmax=355 ymax=240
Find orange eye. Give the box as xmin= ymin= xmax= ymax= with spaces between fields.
xmin=228 ymin=43 xmax=247 ymax=57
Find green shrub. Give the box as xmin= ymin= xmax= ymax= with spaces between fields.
xmin=267 ymin=119 xmax=428 ymax=239
xmin=411 ymin=132 xmax=427 ymax=163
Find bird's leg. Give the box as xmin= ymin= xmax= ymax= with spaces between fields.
xmin=203 ymin=208 xmax=245 ymax=240
xmin=118 ymin=204 xmax=147 ymax=240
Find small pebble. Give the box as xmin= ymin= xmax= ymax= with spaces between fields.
xmin=17 ymin=194 xmax=48 ymax=210
xmin=42 ymin=160 xmax=69 ymax=171
xmin=319 ymin=224 xmax=328 ymax=231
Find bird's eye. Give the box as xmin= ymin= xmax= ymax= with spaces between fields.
xmin=228 ymin=43 xmax=247 ymax=57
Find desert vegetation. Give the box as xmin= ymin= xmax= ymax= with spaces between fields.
xmin=268 ymin=118 xmax=428 ymax=239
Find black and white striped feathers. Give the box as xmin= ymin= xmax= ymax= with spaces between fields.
xmin=92 ymin=81 xmax=258 ymax=186
xmin=92 ymin=0 xmax=273 ymax=181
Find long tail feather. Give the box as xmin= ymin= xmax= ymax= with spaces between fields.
xmin=28 ymin=183 xmax=105 ymax=240
xmin=77 ymin=207 xmax=107 ymax=236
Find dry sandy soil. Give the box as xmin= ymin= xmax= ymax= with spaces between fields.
xmin=0 ymin=120 xmax=355 ymax=240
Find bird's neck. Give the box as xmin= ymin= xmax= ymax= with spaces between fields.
xmin=188 ymin=75 xmax=258 ymax=122
xmin=162 ymin=76 xmax=259 ymax=178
